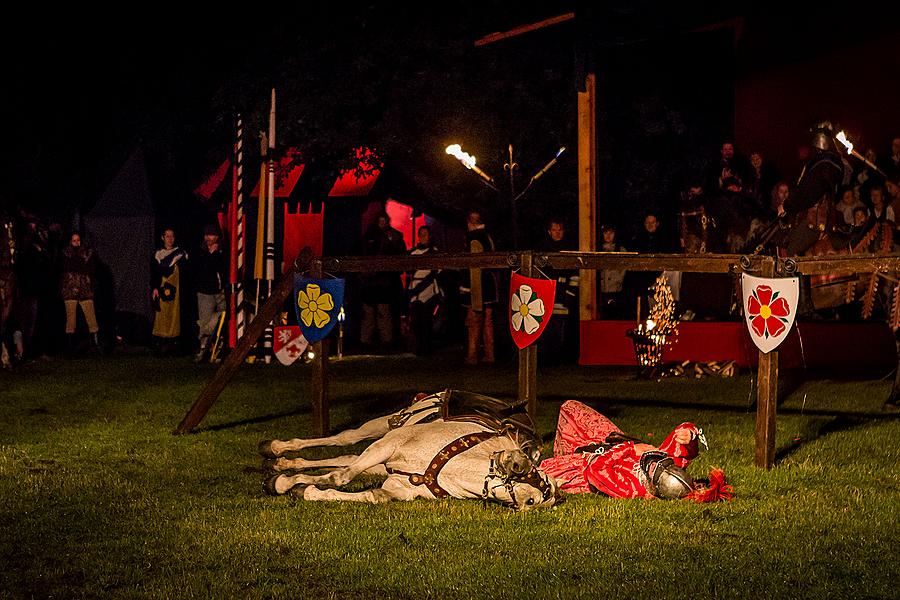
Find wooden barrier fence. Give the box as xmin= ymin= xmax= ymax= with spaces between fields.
xmin=176 ymin=250 xmax=900 ymax=470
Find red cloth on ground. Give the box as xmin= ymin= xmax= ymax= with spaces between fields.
xmin=540 ymin=400 xmax=700 ymax=499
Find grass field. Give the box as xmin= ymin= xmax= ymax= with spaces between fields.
xmin=2 ymin=349 xmax=899 ymax=599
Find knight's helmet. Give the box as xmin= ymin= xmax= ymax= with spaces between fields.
xmin=810 ymin=120 xmax=835 ymax=151
xmin=639 ymin=451 xmax=694 ymax=499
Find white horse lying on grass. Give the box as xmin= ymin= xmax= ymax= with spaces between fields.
xmin=259 ymin=390 xmax=560 ymax=510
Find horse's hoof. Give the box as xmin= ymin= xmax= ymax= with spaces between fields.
xmin=288 ymin=484 xmax=309 ymax=500
xmin=258 ymin=440 xmax=278 ymax=458
xmin=263 ymin=474 xmax=284 ymax=496
xmin=261 ymin=458 xmax=278 ymax=472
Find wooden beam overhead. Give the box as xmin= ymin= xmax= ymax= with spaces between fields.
xmin=474 ymin=12 xmax=575 ymax=46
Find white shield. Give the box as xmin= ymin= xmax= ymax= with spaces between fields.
xmin=274 ymin=326 xmax=309 ymax=365
xmin=741 ymin=274 xmax=799 ymax=354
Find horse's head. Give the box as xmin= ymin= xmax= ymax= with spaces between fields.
xmin=483 ymin=448 xmax=562 ymax=511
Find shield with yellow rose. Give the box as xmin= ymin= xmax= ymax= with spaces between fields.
xmin=294 ymin=276 xmax=345 ymax=343
xmin=741 ymin=273 xmax=799 ymax=353
xmin=509 ymin=272 xmax=556 ymax=349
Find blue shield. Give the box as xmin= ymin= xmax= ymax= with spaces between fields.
xmin=294 ymin=276 xmax=345 ymax=343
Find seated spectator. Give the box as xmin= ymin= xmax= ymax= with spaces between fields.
xmin=835 ymin=185 xmax=865 ymax=227
xmin=848 ymin=206 xmax=870 ymax=247
xmin=869 ymin=185 xmax=894 ymax=223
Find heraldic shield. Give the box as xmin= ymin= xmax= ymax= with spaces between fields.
xmin=741 ymin=273 xmax=799 ymax=354
xmin=294 ymin=276 xmax=345 ymax=343
xmin=509 ymin=272 xmax=556 ymax=349
xmin=273 ymin=325 xmax=309 ymax=365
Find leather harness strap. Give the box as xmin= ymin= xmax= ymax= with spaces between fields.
xmin=386 ymin=431 xmax=497 ymax=498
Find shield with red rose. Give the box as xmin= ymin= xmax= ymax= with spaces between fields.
xmin=741 ymin=274 xmax=799 ymax=353
xmin=509 ymin=273 xmax=556 ymax=349
xmin=273 ymin=326 xmax=309 ymax=365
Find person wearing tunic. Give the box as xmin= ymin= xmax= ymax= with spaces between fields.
xmin=151 ymin=228 xmax=188 ymax=354
xmin=541 ymin=400 xmax=730 ymax=501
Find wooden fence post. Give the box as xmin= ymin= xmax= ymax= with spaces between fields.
xmin=518 ymin=252 xmax=538 ymax=418
xmin=755 ymin=256 xmax=779 ymax=469
xmin=310 ymin=259 xmax=330 ymax=437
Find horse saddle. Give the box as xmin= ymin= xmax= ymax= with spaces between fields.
xmin=440 ymin=389 xmax=541 ymax=457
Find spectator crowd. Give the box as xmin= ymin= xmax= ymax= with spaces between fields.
xmin=4 ymin=132 xmax=900 ymax=368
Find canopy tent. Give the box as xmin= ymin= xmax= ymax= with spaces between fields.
xmin=84 ymin=148 xmax=155 ymax=327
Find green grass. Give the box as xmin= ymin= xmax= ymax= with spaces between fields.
xmin=2 ymin=350 xmax=899 ymax=599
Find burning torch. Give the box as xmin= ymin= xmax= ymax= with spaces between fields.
xmin=445 ymin=144 xmax=499 ymax=191
xmin=835 ymin=131 xmax=888 ymax=178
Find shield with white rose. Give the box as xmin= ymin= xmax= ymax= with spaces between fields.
xmin=509 ymin=272 xmax=556 ymax=349
xmin=294 ymin=277 xmax=345 ymax=343
xmin=741 ymin=273 xmax=799 ymax=353
xmin=273 ymin=326 xmax=309 ymax=365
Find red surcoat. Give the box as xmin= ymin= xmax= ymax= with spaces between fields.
xmin=540 ymin=400 xmax=701 ymax=499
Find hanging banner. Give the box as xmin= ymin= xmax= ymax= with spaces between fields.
xmin=274 ymin=326 xmax=309 ymax=365
xmin=294 ymin=277 xmax=345 ymax=343
xmin=741 ymin=273 xmax=799 ymax=353
xmin=509 ymin=272 xmax=556 ymax=349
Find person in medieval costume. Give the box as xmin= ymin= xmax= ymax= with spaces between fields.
xmin=460 ymin=210 xmax=498 ymax=365
xmin=776 ymin=121 xmax=848 ymax=316
xmin=540 ymin=400 xmax=732 ymax=502
xmin=778 ymin=120 xmax=847 ymax=256
xmin=151 ymin=228 xmax=188 ymax=356
xmin=59 ymin=232 xmax=100 ymax=354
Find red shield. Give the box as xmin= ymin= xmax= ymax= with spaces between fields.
xmin=274 ymin=326 xmax=309 ymax=365
xmin=509 ymin=273 xmax=556 ymax=349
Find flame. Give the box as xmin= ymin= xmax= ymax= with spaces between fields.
xmin=445 ymin=144 xmax=477 ymax=170
xmin=836 ymin=130 xmax=853 ymax=155
xmin=645 ymin=319 xmax=656 ymax=331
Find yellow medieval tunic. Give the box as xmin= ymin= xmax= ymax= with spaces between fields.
xmin=152 ymin=247 xmax=187 ymax=338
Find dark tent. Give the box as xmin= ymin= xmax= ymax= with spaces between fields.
xmin=84 ymin=148 xmax=155 ymax=341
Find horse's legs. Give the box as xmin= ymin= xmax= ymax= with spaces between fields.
xmin=267 ymin=454 xmax=387 ymax=475
xmin=298 ymin=476 xmax=428 ymax=504
xmin=258 ymin=415 xmax=393 ymax=457
xmin=265 ymin=433 xmax=400 ymax=495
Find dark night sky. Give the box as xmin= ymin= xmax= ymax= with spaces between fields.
xmin=3 ymin=2 xmax=900 ymax=243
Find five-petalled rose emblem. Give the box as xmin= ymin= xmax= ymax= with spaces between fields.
xmin=508 ymin=273 xmax=556 ymax=349
xmin=741 ymin=274 xmax=798 ymax=353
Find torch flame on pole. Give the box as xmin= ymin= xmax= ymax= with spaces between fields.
xmin=835 ymin=130 xmax=887 ymax=177
xmin=836 ymin=130 xmax=853 ymax=155
xmin=445 ymin=144 xmax=498 ymax=190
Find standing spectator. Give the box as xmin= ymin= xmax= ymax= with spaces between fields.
xmin=359 ymin=212 xmax=406 ymax=353
xmin=627 ymin=213 xmax=674 ymax=321
xmin=599 ymin=224 xmax=628 ymax=319
xmin=746 ymin=151 xmax=780 ymax=212
xmin=151 ymin=228 xmax=188 ymax=357
xmin=704 ymin=141 xmax=750 ymax=195
xmin=406 ymin=225 xmax=441 ymax=356
xmin=461 ymin=210 xmax=498 ymax=365
xmin=15 ymin=218 xmax=53 ymax=359
xmin=535 ymin=218 xmax=578 ymax=364
xmin=60 ymin=232 xmax=100 ymax=354
xmin=192 ymin=224 xmax=227 ymax=362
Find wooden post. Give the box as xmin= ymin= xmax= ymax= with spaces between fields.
xmin=175 ymin=256 xmax=303 ymax=434
xmin=755 ymin=257 xmax=778 ymax=469
xmin=577 ymin=71 xmax=598 ymax=322
xmin=518 ymin=252 xmax=538 ymax=419
xmin=310 ymin=259 xmax=330 ymax=437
